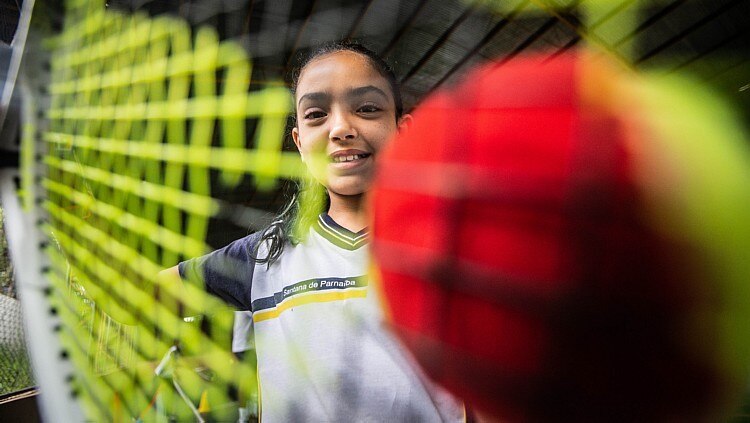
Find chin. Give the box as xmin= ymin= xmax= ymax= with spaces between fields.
xmin=327 ymin=181 xmax=372 ymax=197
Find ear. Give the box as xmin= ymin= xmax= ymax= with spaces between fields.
xmin=397 ymin=113 xmax=413 ymax=134
xmin=292 ymin=127 xmax=305 ymax=161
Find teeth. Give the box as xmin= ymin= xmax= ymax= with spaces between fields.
xmin=333 ymin=154 xmax=368 ymax=163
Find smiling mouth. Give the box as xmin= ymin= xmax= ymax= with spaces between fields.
xmin=331 ymin=153 xmax=371 ymax=163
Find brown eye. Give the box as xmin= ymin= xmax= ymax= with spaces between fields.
xmin=358 ymin=104 xmax=381 ymax=113
xmin=304 ymin=110 xmax=326 ymax=120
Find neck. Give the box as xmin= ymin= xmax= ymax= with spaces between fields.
xmin=327 ymin=193 xmax=367 ymax=233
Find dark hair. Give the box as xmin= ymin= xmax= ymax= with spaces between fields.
xmin=253 ymin=41 xmax=402 ymax=265
xmin=290 ymin=40 xmax=404 ymax=120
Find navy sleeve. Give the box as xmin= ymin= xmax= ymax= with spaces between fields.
xmin=178 ymin=232 xmax=262 ymax=310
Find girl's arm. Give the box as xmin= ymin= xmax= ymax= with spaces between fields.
xmin=159 ymin=265 xmax=181 ymax=280
xmin=159 ymin=232 xmax=263 ymax=311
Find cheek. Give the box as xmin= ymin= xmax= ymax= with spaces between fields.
xmin=297 ymin=129 xmax=328 ymax=155
xmin=370 ymin=122 xmax=399 ymax=152
xmin=296 ymin=129 xmax=329 ymax=182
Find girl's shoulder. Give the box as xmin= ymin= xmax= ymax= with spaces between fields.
xmin=216 ymin=230 xmax=264 ymax=262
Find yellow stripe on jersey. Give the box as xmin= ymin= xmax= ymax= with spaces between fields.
xmin=253 ymin=288 xmax=368 ymax=322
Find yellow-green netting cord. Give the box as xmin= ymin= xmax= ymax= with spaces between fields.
xmin=29 ymin=0 xmax=300 ymax=419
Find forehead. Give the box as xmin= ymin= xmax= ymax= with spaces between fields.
xmin=296 ymin=51 xmax=393 ymax=101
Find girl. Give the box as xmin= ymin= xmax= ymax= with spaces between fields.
xmin=168 ymin=42 xmax=464 ymax=421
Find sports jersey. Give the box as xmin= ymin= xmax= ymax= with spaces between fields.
xmin=232 ymin=310 xmax=254 ymax=353
xmin=179 ymin=213 xmax=464 ymax=422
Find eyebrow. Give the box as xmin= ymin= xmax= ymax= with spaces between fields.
xmin=349 ymin=85 xmax=389 ymax=101
xmin=297 ymin=85 xmax=390 ymax=107
xmin=297 ymin=92 xmax=330 ymax=107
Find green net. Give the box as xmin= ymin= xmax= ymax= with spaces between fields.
xmin=37 ymin=1 xmax=305 ymax=420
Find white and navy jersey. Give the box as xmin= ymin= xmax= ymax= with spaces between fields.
xmin=232 ymin=310 xmax=254 ymax=353
xmin=180 ymin=213 xmax=464 ymax=422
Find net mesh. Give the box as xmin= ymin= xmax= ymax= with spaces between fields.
xmin=36 ymin=1 xmax=303 ymax=419
xmin=0 ymin=208 xmax=34 ymax=396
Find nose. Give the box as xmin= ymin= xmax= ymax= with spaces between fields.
xmin=329 ymin=110 xmax=357 ymax=142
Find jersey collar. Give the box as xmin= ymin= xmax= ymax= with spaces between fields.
xmin=313 ymin=213 xmax=369 ymax=250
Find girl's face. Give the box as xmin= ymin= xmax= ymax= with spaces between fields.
xmin=292 ymin=51 xmax=410 ymax=198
